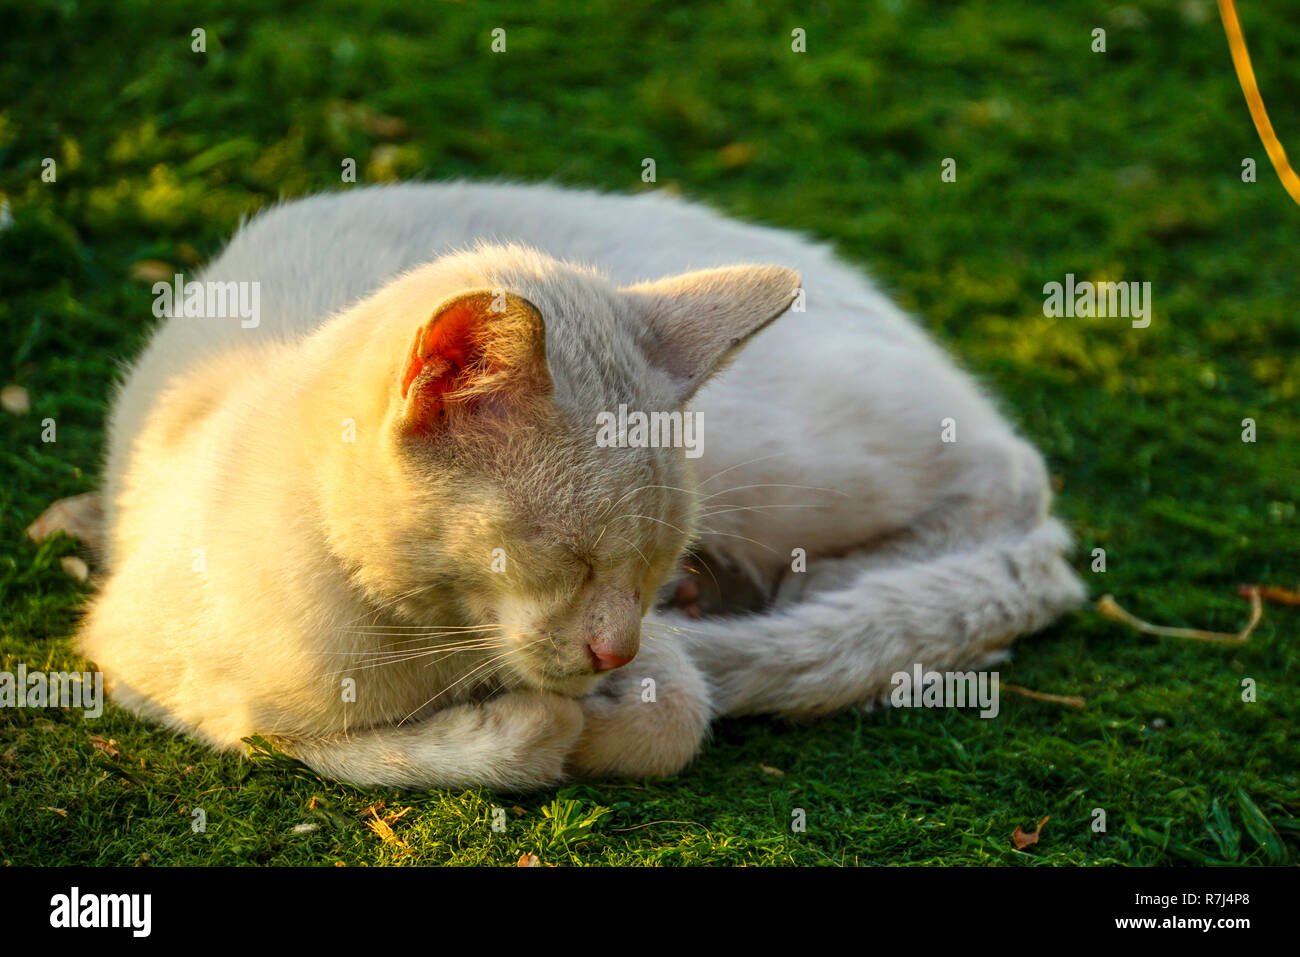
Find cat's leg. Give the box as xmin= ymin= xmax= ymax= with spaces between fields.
xmin=680 ymin=517 xmax=1083 ymax=718
xmin=775 ymin=433 xmax=1062 ymax=597
xmin=271 ymin=690 xmax=584 ymax=791
xmin=676 ymin=432 xmax=1085 ymax=717
xmin=568 ymin=629 xmax=713 ymax=779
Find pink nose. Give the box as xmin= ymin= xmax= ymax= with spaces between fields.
xmin=589 ymin=646 xmax=635 ymax=672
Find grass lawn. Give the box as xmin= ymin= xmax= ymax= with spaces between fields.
xmin=1 ymin=0 xmax=1297 ymax=866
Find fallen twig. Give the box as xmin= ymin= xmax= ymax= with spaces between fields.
xmin=1239 ymin=583 xmax=1300 ymax=607
xmin=1096 ymin=588 xmax=1262 ymax=645
xmin=1001 ymin=684 xmax=1085 ymax=709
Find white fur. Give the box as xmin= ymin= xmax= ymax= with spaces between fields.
xmin=81 ymin=182 xmax=1084 ymax=789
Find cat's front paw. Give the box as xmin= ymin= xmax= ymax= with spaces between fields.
xmin=567 ymin=639 xmax=712 ymax=779
xmin=482 ymin=691 xmax=585 ymax=788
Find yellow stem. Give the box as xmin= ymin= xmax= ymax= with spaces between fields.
xmin=1219 ymin=0 xmax=1300 ymax=206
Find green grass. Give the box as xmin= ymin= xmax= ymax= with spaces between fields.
xmin=2 ymin=0 xmax=1298 ymax=866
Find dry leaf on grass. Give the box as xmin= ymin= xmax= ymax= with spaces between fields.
xmin=360 ymin=801 xmax=411 ymax=827
xmin=366 ymin=808 xmax=411 ymax=851
xmin=88 ymin=735 xmax=122 ymax=759
xmin=1013 ymin=815 xmax=1050 ymax=850
xmin=759 ymin=764 xmax=786 ymax=777
xmin=516 ymin=853 xmax=541 ymax=867
xmin=43 ymin=807 xmax=68 ymax=817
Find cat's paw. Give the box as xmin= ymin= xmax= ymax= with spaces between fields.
xmin=659 ymin=556 xmax=770 ymax=618
xmin=481 ymin=691 xmax=585 ymax=787
xmin=567 ymin=639 xmax=712 ymax=779
xmin=669 ymin=562 xmax=704 ymax=619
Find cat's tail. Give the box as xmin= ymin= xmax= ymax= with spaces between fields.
xmin=666 ymin=518 xmax=1086 ymax=718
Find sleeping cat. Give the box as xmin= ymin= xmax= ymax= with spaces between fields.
xmin=74 ymin=182 xmax=1085 ymax=790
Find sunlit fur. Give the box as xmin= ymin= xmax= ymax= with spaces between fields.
xmin=79 ymin=215 xmax=794 ymax=789
xmin=79 ymin=182 xmax=1083 ymax=790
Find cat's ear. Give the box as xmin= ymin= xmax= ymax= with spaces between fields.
xmin=398 ymin=289 xmax=551 ymax=436
xmin=620 ymin=265 xmax=800 ymax=400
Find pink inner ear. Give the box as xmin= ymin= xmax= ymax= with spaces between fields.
xmin=400 ymin=301 xmax=515 ymax=434
xmin=399 ymin=302 xmax=487 ymax=432
xmin=401 ymin=302 xmax=479 ymax=401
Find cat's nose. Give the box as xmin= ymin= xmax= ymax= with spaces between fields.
xmin=588 ymin=644 xmax=636 ymax=672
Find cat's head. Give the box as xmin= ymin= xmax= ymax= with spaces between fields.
xmin=333 ymin=244 xmax=798 ymax=694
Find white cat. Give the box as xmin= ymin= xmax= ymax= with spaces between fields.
xmin=75 ymin=182 xmax=1085 ymax=790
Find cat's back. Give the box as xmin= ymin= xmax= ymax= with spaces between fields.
xmin=202 ymin=181 xmax=879 ymax=336
xmin=110 ymin=181 xmax=930 ymax=493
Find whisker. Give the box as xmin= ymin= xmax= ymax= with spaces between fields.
xmin=699 ymin=503 xmax=826 ymax=518
xmin=695 ymin=451 xmax=788 ymax=488
xmin=611 ymin=512 xmax=693 ymax=538
xmin=334 ymin=628 xmax=511 ymax=644
xmin=610 ymin=483 xmax=700 ymax=507
xmin=322 ymin=637 xmax=507 ymax=658
xmin=338 ymin=623 xmax=513 ymax=631
xmin=397 ymin=636 xmax=551 ymax=725
xmin=336 ymin=583 xmax=437 ymax=629
xmin=692 ymin=526 xmax=780 ymax=555
xmin=609 ymin=533 xmax=652 ymax=570
xmin=641 ymin=619 xmax=709 ymax=636
xmin=680 ymin=546 xmax=722 ymax=594
xmin=698 ymin=482 xmax=847 ymax=504
xmin=604 ymin=451 xmax=794 ymax=515
xmin=324 ymin=640 xmax=509 ymax=676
